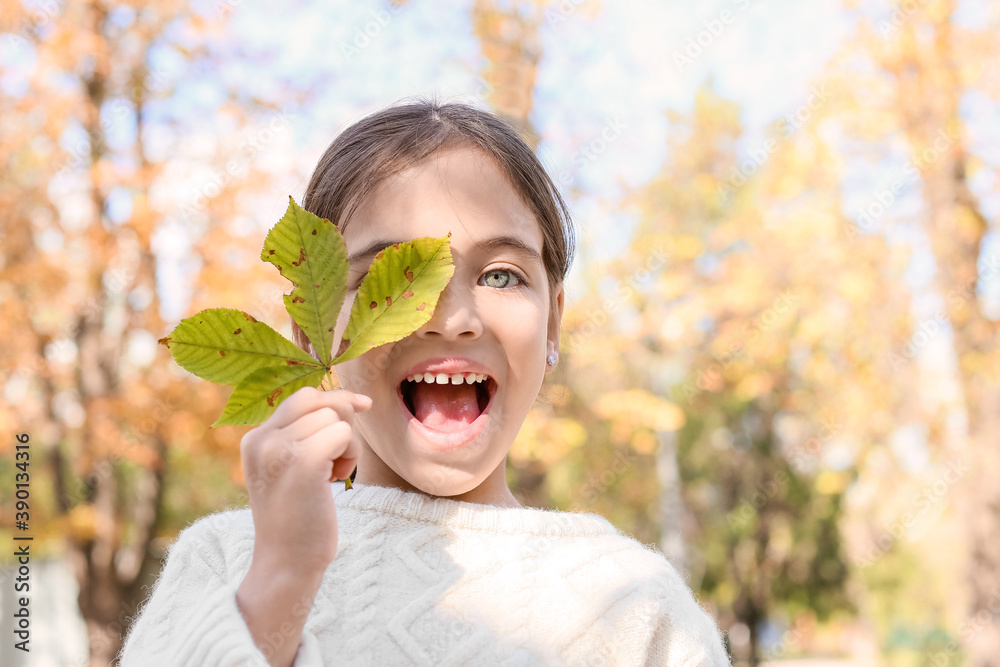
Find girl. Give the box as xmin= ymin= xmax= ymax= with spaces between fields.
xmin=119 ymin=100 xmax=730 ymax=666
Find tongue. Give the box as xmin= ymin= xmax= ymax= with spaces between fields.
xmin=412 ymin=381 xmax=481 ymax=432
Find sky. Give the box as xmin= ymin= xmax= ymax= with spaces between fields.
xmin=143 ymin=0 xmax=852 ymax=319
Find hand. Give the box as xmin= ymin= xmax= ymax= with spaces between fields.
xmin=240 ymin=385 xmax=372 ymax=576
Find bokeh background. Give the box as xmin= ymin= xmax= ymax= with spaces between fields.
xmin=1 ymin=0 xmax=999 ymax=665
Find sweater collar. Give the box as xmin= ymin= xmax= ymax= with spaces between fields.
xmin=332 ymin=482 xmax=618 ymax=537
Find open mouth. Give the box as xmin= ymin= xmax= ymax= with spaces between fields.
xmin=398 ymin=372 xmax=497 ymax=434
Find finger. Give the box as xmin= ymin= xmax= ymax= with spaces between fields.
xmin=271 ymin=387 xmax=370 ymax=430
xmin=285 ymin=406 xmax=344 ymax=440
xmin=330 ymin=426 xmax=363 ymax=482
xmin=268 ymin=385 xmax=324 ymax=429
xmin=296 ymin=421 xmax=353 ymax=470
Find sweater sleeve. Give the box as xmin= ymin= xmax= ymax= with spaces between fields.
xmin=644 ymin=588 xmax=731 ymax=667
xmin=117 ymin=514 xmax=325 ymax=667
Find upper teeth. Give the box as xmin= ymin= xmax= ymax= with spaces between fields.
xmin=406 ymin=372 xmax=488 ymax=385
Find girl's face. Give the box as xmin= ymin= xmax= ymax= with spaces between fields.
xmin=331 ymin=145 xmax=563 ymax=506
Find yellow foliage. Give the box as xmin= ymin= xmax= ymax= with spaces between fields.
xmin=510 ymin=409 xmax=587 ymax=465
xmin=671 ymin=234 xmax=704 ymax=260
xmin=734 ymin=373 xmax=775 ymax=400
xmin=67 ymin=503 xmax=97 ymax=542
xmin=631 ymin=430 xmax=658 ymax=455
xmin=838 ymin=273 xmax=870 ymax=302
xmin=815 ymin=471 xmax=849 ymax=495
xmin=594 ymin=389 xmax=685 ymax=431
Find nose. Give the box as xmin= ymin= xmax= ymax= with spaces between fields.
xmin=415 ymin=274 xmax=483 ymax=340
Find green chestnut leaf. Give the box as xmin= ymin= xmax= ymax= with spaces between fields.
xmin=332 ymin=234 xmax=454 ymax=365
xmin=158 ymin=196 xmax=453 ymax=428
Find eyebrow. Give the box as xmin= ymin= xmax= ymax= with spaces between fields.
xmin=347 ymin=235 xmax=542 ymax=266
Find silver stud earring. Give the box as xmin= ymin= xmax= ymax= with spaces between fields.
xmin=546 ymin=353 xmax=557 ymax=367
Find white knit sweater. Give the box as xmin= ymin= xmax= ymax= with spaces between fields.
xmin=119 ymin=482 xmax=730 ymax=666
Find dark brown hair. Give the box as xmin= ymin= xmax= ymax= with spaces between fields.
xmin=292 ymin=97 xmax=576 ymax=351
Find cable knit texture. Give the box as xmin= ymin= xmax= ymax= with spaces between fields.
xmin=119 ymin=482 xmax=731 ymax=666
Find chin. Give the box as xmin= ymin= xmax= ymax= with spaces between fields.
xmin=400 ymin=462 xmax=483 ymax=498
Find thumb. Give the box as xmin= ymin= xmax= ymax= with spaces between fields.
xmin=351 ymin=393 xmax=373 ymax=410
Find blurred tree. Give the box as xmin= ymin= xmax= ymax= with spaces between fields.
xmin=614 ymin=79 xmax=918 ymax=663
xmin=0 ymin=1 xmax=284 ymax=662
xmin=471 ymin=0 xmax=544 ymax=140
xmin=854 ymin=1 xmax=1000 ymax=662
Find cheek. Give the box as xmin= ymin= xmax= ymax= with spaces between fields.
xmin=334 ymin=297 xmax=354 ymax=346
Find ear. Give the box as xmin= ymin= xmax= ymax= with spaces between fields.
xmin=546 ymin=283 xmax=564 ymax=371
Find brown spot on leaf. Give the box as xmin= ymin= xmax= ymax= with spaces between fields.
xmin=312 ymin=229 xmax=317 ymax=235
xmin=286 ymin=359 xmax=308 ymax=366
xmin=313 ymin=284 xmax=319 ymax=288
xmin=234 ymin=328 xmax=242 ymax=335
xmin=328 ymin=327 xmax=334 ymax=332
xmin=292 ymin=295 xmax=305 ymax=303
xmin=401 ymin=289 xmax=414 ymax=299
xmin=241 ymin=311 xmax=258 ymax=323
xmin=291 ymin=247 xmax=306 ymax=267
xmin=157 ymin=336 xmax=171 ymax=347
xmin=416 ymin=302 xmax=426 ymax=311
xmin=369 ymin=300 xmax=377 ymax=310
xmin=375 ymin=250 xmax=384 ymax=261
xmin=404 ymin=265 xmax=413 ymax=282
xmin=385 ymin=296 xmax=392 ymax=307
xmin=336 ymin=338 xmax=350 ymax=357
xmin=266 ymin=387 xmax=283 ymax=407
xmin=268 ymin=249 xmax=275 ymax=255
xmin=275 ymin=265 xmax=283 ymax=271
xmin=219 ymin=350 xmax=226 ymax=356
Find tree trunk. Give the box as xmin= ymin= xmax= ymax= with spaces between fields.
xmin=66 ymin=4 xmax=173 ymax=660
xmin=471 ymin=0 xmax=543 ymax=142
xmin=882 ymin=7 xmax=1000 ymax=659
xmin=656 ymin=428 xmax=688 ymax=572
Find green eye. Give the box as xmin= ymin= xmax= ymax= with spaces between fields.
xmin=480 ymin=268 xmax=524 ymax=289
